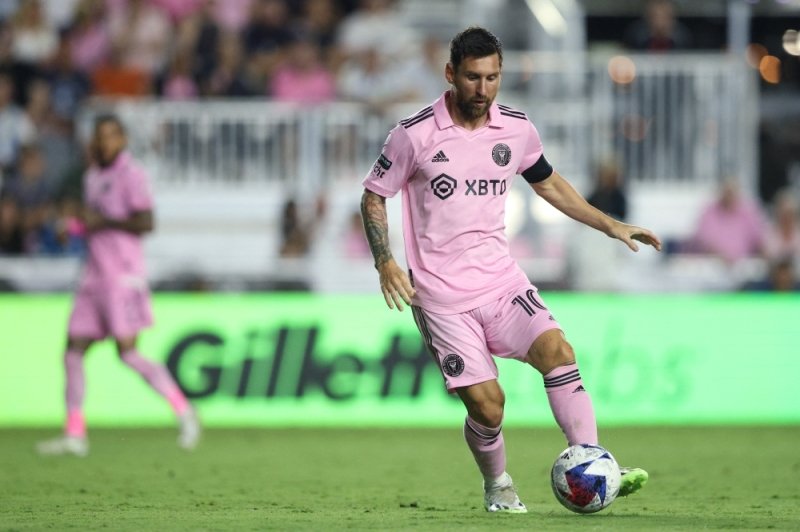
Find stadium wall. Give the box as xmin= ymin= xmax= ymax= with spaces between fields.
xmin=1 ymin=294 xmax=797 ymax=427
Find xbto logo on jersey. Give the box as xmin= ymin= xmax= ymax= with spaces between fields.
xmin=466 ymin=179 xmax=507 ymax=196
xmin=431 ymin=173 xmax=457 ymax=199
xmin=492 ymin=143 xmax=511 ymax=167
xmin=431 ymin=176 xmax=507 ymax=199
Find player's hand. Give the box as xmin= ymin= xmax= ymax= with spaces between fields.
xmin=609 ymin=221 xmax=662 ymax=252
xmin=82 ymin=209 xmax=107 ymax=232
xmin=377 ymin=259 xmax=416 ymax=311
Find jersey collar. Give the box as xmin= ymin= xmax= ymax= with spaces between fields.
xmin=433 ymin=91 xmax=505 ymax=130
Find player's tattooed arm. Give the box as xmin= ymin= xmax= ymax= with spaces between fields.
xmin=361 ymin=189 xmax=393 ymax=268
xmin=361 ymin=188 xmax=415 ymax=311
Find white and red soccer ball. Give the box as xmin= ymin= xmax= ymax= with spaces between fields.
xmin=551 ymin=444 xmax=621 ymax=514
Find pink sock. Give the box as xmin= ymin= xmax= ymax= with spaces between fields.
xmin=64 ymin=350 xmax=86 ymax=438
xmin=544 ymin=363 xmax=598 ymax=445
xmin=120 ymin=350 xmax=189 ymax=415
xmin=463 ymin=417 xmax=506 ymax=483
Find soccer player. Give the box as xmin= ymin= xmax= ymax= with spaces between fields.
xmin=361 ymin=27 xmax=658 ymax=513
xmin=36 ymin=115 xmax=200 ymax=457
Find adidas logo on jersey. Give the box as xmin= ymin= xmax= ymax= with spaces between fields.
xmin=431 ymin=151 xmax=449 ymax=163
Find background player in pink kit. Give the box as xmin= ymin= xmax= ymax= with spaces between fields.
xmin=37 ymin=115 xmax=200 ymax=457
xmin=361 ymin=27 xmax=661 ymax=513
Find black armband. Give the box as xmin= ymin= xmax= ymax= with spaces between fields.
xmin=521 ymin=154 xmax=553 ymax=184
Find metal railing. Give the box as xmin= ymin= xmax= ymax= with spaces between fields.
xmin=81 ymin=52 xmax=757 ymax=193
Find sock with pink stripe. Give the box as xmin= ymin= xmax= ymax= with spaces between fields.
xmin=120 ymin=350 xmax=190 ymax=416
xmin=544 ymin=363 xmax=598 ymax=445
xmin=64 ymin=350 xmax=86 ymax=438
xmin=463 ymin=416 xmax=507 ymax=485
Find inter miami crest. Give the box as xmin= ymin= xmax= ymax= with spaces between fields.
xmin=442 ymin=354 xmax=465 ymax=377
xmin=492 ymin=143 xmax=511 ymax=167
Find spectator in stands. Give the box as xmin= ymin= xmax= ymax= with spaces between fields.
xmin=0 ymin=72 xmax=35 ymax=174
xmin=38 ymin=0 xmax=81 ymax=31
xmin=209 ymin=0 xmax=253 ymax=33
xmin=243 ymin=0 xmax=294 ymax=88
xmin=587 ymin=159 xmax=627 ymax=221
xmin=624 ymin=0 xmax=691 ymax=52
xmin=5 ymin=143 xmax=51 ymax=207
xmin=337 ymin=0 xmax=417 ymax=63
xmin=66 ymin=0 xmax=111 ymax=74
xmin=151 ymin=0 xmax=203 ymax=23
xmin=768 ymin=259 xmax=800 ymax=292
xmin=90 ymin=48 xmax=152 ymax=97
xmin=24 ymin=77 xmax=80 ymax=189
xmin=4 ymin=143 xmax=53 ymax=251
xmin=0 ymin=191 xmax=24 ymax=254
xmin=202 ymin=31 xmax=251 ymax=97
xmin=160 ymin=50 xmax=199 ymax=100
xmin=409 ymin=35 xmax=448 ymax=102
xmin=279 ymin=196 xmax=325 ymax=257
xmin=176 ymin=0 xmax=220 ymax=84
xmin=46 ymin=37 xmax=90 ymax=122
xmin=689 ymin=179 xmax=766 ymax=264
xmin=297 ymin=0 xmax=341 ymax=65
xmin=35 ymin=195 xmax=86 ymax=256
xmin=342 ymin=208 xmax=370 ymax=259
xmin=108 ymin=0 xmax=171 ymax=75
xmin=270 ymin=36 xmax=335 ymax=104
xmin=280 ymin=198 xmax=310 ymax=257
xmin=765 ymin=189 xmax=800 ymax=267
xmin=337 ymin=48 xmax=419 ymax=111
xmin=744 ymin=258 xmax=800 ymax=292
xmin=11 ymin=0 xmax=58 ymax=65
xmin=0 ymin=21 xmax=38 ymax=106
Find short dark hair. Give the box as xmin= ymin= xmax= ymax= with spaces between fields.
xmin=449 ymin=26 xmax=503 ymax=72
xmin=93 ymin=113 xmax=126 ymax=135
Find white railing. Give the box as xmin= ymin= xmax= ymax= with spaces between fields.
xmin=80 ymin=52 xmax=757 ymax=194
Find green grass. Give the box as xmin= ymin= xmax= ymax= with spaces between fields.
xmin=1 ymin=427 xmax=799 ymax=531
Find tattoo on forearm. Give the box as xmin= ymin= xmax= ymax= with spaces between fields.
xmin=361 ymin=191 xmax=393 ymax=268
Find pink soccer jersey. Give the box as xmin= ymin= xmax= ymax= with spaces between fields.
xmin=363 ymin=92 xmax=553 ymax=314
xmin=81 ymin=151 xmax=153 ymax=286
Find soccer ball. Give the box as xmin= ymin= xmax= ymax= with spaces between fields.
xmin=550 ymin=444 xmax=621 ymax=514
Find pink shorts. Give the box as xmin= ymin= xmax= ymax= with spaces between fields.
xmin=411 ymin=281 xmax=562 ymax=392
xmin=68 ymin=280 xmax=153 ymax=340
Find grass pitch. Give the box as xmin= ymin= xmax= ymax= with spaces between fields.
xmin=1 ymin=426 xmax=798 ymax=531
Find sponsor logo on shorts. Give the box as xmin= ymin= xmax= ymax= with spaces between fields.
xmin=442 ymin=353 xmax=465 ymax=377
xmin=492 ymin=143 xmax=511 ymax=167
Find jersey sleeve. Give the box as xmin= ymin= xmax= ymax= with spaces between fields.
xmin=516 ymin=120 xmax=553 ymax=184
xmin=125 ymin=165 xmax=154 ymax=212
xmin=362 ymin=124 xmax=417 ymax=198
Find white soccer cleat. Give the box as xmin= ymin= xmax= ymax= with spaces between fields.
xmin=177 ymin=408 xmax=201 ymax=450
xmin=484 ymin=473 xmax=528 ymax=513
xmin=36 ymin=436 xmax=89 ymax=457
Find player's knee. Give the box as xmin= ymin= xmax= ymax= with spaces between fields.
xmin=470 ymin=396 xmax=505 ymax=428
xmin=66 ymin=337 xmax=92 ymax=354
xmin=529 ymin=338 xmax=576 ymax=374
xmin=115 ymin=337 xmax=137 ymax=357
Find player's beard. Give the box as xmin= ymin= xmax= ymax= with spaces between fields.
xmin=456 ymin=93 xmax=493 ymax=121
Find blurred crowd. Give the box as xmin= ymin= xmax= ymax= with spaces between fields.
xmin=0 ymin=0 xmax=798 ymax=292
xmin=585 ymin=164 xmax=800 ymax=292
xmin=0 ymin=0 xmax=444 ymax=257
